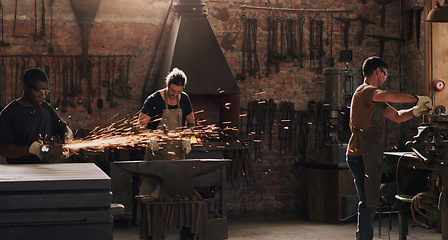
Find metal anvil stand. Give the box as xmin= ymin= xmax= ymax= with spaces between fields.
xmin=114 ymin=159 xmax=231 ymax=239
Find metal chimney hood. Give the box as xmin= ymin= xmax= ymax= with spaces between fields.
xmin=153 ymin=0 xmax=240 ymax=94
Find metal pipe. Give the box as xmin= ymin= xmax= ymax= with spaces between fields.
xmin=240 ymin=5 xmax=353 ymax=14
xmin=0 ymin=54 xmax=135 ymax=58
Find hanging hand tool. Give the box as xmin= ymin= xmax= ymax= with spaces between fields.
xmin=51 ymin=60 xmax=58 ymax=105
xmin=286 ymin=18 xmax=297 ymax=61
xmin=43 ymin=57 xmax=51 ymax=102
xmin=61 ymin=60 xmax=68 ymax=113
xmin=104 ymin=56 xmax=111 ymax=101
xmin=309 ymin=17 xmax=314 ymax=68
xmin=250 ymin=18 xmax=260 ymax=77
xmin=328 ymin=12 xmax=334 ymax=67
xmin=315 ymin=19 xmax=325 ymax=71
xmin=267 ymin=99 xmax=277 ymax=150
xmin=54 ymin=57 xmax=61 ymax=108
xmin=375 ymin=0 xmax=393 ymax=28
xmin=246 ymin=18 xmax=257 ymax=76
xmin=335 ymin=17 xmax=356 ymax=63
xmin=279 ymin=17 xmax=286 ymax=61
xmin=109 ymin=56 xmax=117 ymax=108
xmin=39 ymin=0 xmax=45 ymax=41
xmin=240 ymin=14 xmax=248 ymax=78
xmin=365 ymin=34 xmax=404 ymax=58
xmin=326 ymin=11 xmax=330 ymax=46
xmin=0 ymin=2 xmax=10 ymax=47
xmin=76 ymin=57 xmax=83 ymax=104
xmin=357 ymin=16 xmax=375 ymax=45
xmin=114 ymin=57 xmax=125 ymax=99
xmin=125 ymin=56 xmax=131 ymax=97
xmin=18 ymin=57 xmax=28 ymax=98
xmin=297 ymin=110 xmax=309 ymax=160
xmin=406 ymin=8 xmax=414 ymax=41
xmin=0 ymin=58 xmax=5 ymax=108
xmin=13 ymin=0 xmax=25 ymax=38
xmin=86 ymin=58 xmax=94 ymax=114
xmin=69 ymin=58 xmax=76 ymax=108
xmin=298 ymin=16 xmax=305 ymax=68
xmin=242 ymin=17 xmax=260 ymax=77
xmin=265 ymin=15 xmax=280 ymax=76
xmin=48 ymin=0 xmax=54 ymax=53
xmin=247 ymin=19 xmax=253 ymax=74
xmin=82 ymin=57 xmax=95 ymax=113
xmin=414 ymin=6 xmax=423 ymax=49
xmin=9 ymin=60 xmax=13 ymax=101
xmin=273 ymin=17 xmax=280 ymax=72
xmin=97 ymin=58 xmax=103 ymax=108
xmin=33 ymin=0 xmax=38 ymax=41
xmin=115 ymin=56 xmax=131 ymax=99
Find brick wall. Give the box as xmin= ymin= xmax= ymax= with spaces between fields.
xmin=0 ymin=0 xmax=425 ymax=216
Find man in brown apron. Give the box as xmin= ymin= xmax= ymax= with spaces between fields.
xmin=346 ymin=56 xmax=432 ymax=240
xmin=138 ymin=68 xmax=195 ymax=197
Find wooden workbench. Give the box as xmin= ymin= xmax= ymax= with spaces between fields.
xmin=0 ymin=163 xmax=112 ymax=240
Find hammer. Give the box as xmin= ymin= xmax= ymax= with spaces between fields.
xmin=414 ymin=6 xmax=424 ymax=49
xmin=335 ymin=17 xmax=357 ymax=62
xmin=365 ymin=34 xmax=404 ymax=58
xmin=334 ymin=17 xmax=357 ymax=50
xmin=357 ymin=16 xmax=376 ymax=45
xmin=375 ymin=0 xmax=394 ymax=28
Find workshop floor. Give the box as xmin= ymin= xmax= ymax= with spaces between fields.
xmin=113 ymin=214 xmax=441 ymax=240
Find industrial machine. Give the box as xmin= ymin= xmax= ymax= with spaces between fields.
xmin=387 ymin=113 xmax=448 ymax=239
xmin=322 ymin=67 xmax=357 ymax=163
xmin=406 ymin=114 xmax=448 ymax=163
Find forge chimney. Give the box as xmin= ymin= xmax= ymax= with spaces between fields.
xmin=153 ymin=0 xmax=240 ymax=128
xmin=153 ymin=0 xmax=240 ymax=95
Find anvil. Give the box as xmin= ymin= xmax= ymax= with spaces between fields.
xmin=114 ymin=159 xmax=231 ymax=198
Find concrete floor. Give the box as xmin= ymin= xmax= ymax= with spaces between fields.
xmin=113 ymin=214 xmax=442 ymax=240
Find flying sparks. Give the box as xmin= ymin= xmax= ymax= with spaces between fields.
xmin=63 ymin=112 xmax=221 ymax=154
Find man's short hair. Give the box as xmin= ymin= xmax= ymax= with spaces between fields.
xmin=23 ymin=68 xmax=48 ymax=86
xmin=165 ymin=68 xmax=187 ymax=86
xmin=362 ymin=56 xmax=388 ymax=77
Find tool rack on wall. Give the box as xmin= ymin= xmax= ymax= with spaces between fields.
xmin=0 ymin=54 xmax=135 ymax=113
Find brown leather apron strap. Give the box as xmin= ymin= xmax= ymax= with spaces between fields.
xmin=358 ymin=102 xmax=385 ymax=207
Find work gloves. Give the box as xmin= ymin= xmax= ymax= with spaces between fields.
xmin=413 ymin=95 xmax=433 ymax=117
xmin=29 ymin=141 xmax=64 ymax=162
xmin=64 ymin=126 xmax=74 ymax=143
xmin=182 ymin=139 xmax=192 ymax=155
xmin=149 ymin=139 xmax=160 ymax=151
xmin=147 ymin=139 xmax=191 ymax=154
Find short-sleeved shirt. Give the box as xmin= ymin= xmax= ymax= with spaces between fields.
xmin=0 ymin=100 xmax=67 ymax=164
xmin=347 ymin=83 xmax=389 ymax=156
xmin=141 ymin=90 xmax=193 ymax=130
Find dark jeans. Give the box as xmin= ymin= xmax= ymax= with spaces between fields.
xmin=347 ymin=155 xmax=377 ymax=240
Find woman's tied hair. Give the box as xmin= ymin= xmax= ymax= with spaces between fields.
xmin=166 ymin=68 xmax=187 ymax=86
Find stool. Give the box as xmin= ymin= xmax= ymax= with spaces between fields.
xmin=377 ymin=196 xmax=399 ymax=238
xmin=395 ymin=195 xmax=413 ymax=240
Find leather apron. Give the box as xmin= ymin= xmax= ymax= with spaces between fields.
xmin=357 ymin=102 xmax=385 ymax=207
xmin=140 ymin=91 xmax=184 ymax=196
xmin=144 ymin=90 xmax=184 ymax=161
